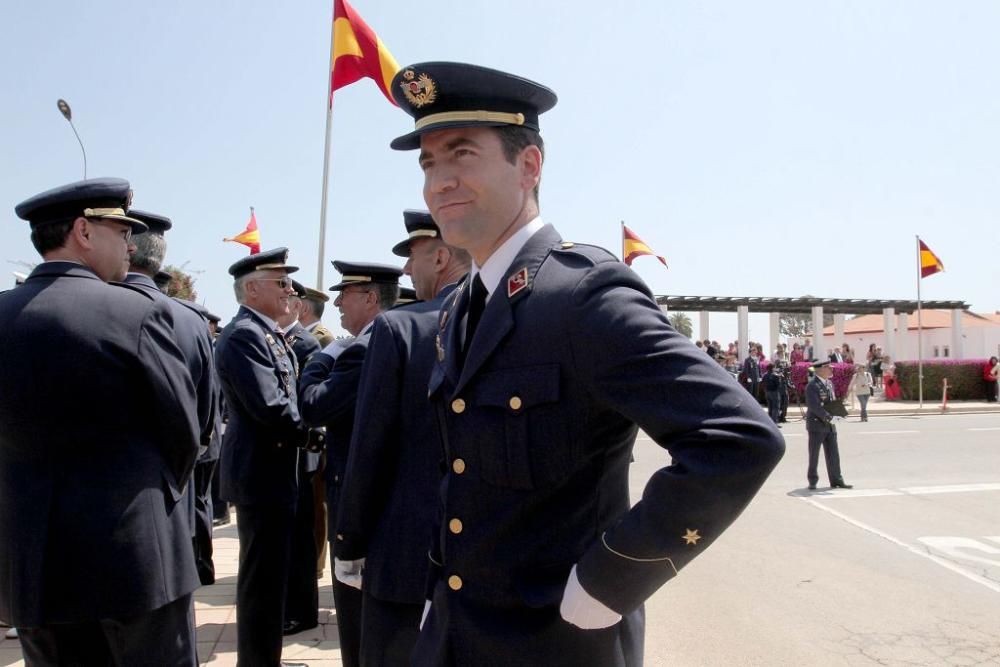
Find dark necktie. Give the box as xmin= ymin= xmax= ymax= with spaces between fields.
xmin=462 ymin=274 xmax=487 ymax=361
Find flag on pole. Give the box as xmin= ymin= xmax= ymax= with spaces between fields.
xmin=224 ymin=208 xmax=261 ymax=255
xmin=918 ymin=239 xmax=944 ymax=278
xmin=330 ymin=0 xmax=400 ymax=106
xmin=622 ymin=224 xmax=668 ymax=268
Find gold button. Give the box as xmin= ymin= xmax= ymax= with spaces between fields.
xmin=508 ymin=396 xmax=522 ymax=410
xmin=561 ymin=241 xmax=575 ymax=249
xmin=336 ymin=533 xmax=344 ymax=541
xmin=448 ymin=575 xmax=463 ymax=591
xmin=452 ymin=458 xmax=466 ymax=474
xmin=451 ymin=398 xmax=466 ymax=414
xmin=448 ymin=518 xmax=463 ymax=534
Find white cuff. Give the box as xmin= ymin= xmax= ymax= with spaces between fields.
xmin=334 ymin=557 xmax=364 ymax=590
xmin=321 ymin=339 xmax=350 ymax=359
xmin=559 ymin=564 xmax=622 ymax=630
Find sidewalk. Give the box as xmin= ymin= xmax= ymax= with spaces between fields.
xmin=838 ymin=397 xmax=1000 ymax=417
xmin=0 ymin=517 xmax=344 ymax=666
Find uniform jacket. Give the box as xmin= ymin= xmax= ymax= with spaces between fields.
xmin=805 ymin=376 xmax=835 ymax=431
xmin=335 ymin=286 xmax=456 ymax=604
xmin=285 ymin=321 xmax=322 ymax=472
xmin=310 ymin=322 xmax=336 ymax=348
xmin=421 ymin=225 xmax=784 ymax=663
xmin=0 ymin=262 xmax=201 ymax=626
xmin=215 ymin=305 xmax=305 ymax=506
xmin=121 ymin=273 xmax=218 ymax=462
xmin=299 ymin=332 xmax=370 ymax=529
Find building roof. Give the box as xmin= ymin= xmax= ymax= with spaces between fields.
xmin=821 ymin=309 xmax=999 ymax=335
xmin=655 ymin=295 xmax=968 ymax=315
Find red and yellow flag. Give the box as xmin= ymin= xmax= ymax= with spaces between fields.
xmin=919 ymin=239 xmax=944 ymax=278
xmin=224 ymin=208 xmax=261 ymax=255
xmin=330 ymin=0 xmax=399 ymax=107
xmin=623 ymin=224 xmax=668 ymax=268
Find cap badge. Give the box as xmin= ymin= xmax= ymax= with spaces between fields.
xmin=401 ymin=70 xmax=437 ymax=108
xmin=507 ymin=267 xmax=528 ymax=298
xmin=682 ymin=529 xmax=702 ymax=546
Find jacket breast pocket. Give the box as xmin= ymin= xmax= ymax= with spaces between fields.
xmin=471 ymin=363 xmax=571 ymax=490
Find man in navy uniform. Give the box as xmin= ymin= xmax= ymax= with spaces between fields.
xmin=122 ymin=209 xmax=219 ymax=585
xmin=299 ymin=260 xmax=401 ymax=667
xmin=334 ymin=211 xmax=470 ymax=665
xmin=215 ymin=248 xmax=310 ymax=667
xmin=279 ymin=280 xmax=323 ymax=635
xmin=805 ymin=360 xmax=852 ymax=491
xmin=0 ymin=178 xmax=201 ymax=665
xmin=389 ymin=62 xmax=786 ymax=665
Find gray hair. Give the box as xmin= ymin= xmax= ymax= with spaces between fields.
xmin=372 ymin=283 xmax=399 ymax=309
xmin=130 ymin=232 xmax=167 ymax=274
xmin=233 ymin=270 xmax=266 ymax=304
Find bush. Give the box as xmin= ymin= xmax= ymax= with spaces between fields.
xmin=895 ymin=360 xmax=992 ymax=400
xmin=752 ymin=361 xmax=854 ymax=404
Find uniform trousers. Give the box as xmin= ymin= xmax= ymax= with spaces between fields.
xmin=284 ymin=463 xmax=319 ymax=629
xmin=765 ymin=390 xmax=782 ymax=424
xmin=359 ymin=592 xmax=422 ymax=667
xmin=235 ymin=502 xmax=296 ymax=666
xmin=332 ymin=580 xmax=363 ymax=667
xmin=18 ymin=593 xmax=196 ymax=667
xmin=806 ymin=422 xmax=843 ymax=486
xmin=193 ymin=459 xmax=218 ymax=585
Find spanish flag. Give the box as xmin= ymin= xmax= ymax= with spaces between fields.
xmin=622 ymin=224 xmax=668 ymax=268
xmin=919 ymin=238 xmax=944 ymax=278
xmin=224 ymin=208 xmax=261 ymax=255
xmin=330 ymin=0 xmax=399 ymax=107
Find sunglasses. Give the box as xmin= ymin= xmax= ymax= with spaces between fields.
xmin=255 ymin=276 xmax=293 ymax=289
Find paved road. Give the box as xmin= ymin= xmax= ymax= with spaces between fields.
xmin=636 ymin=412 xmax=1000 ymax=666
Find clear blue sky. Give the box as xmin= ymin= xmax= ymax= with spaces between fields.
xmin=3 ymin=1 xmax=997 ymax=342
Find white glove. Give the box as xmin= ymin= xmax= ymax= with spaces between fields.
xmin=420 ymin=599 xmax=432 ymax=630
xmin=832 ymin=416 xmax=846 ymax=423
xmin=321 ymin=338 xmax=352 ymax=360
xmin=334 ymin=557 xmax=364 ymax=590
xmin=559 ymin=564 xmax=622 ymax=630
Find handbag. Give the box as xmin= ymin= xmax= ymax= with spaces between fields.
xmin=869 ymin=387 xmax=875 ymax=397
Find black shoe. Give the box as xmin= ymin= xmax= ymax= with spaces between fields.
xmin=281 ymin=663 xmax=309 ymax=667
xmin=282 ymin=620 xmax=317 ymax=636
xmin=808 ymin=483 xmax=817 ymax=490
xmin=832 ymin=481 xmax=853 ymax=489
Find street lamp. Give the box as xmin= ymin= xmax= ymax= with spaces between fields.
xmin=56 ymin=99 xmax=87 ymax=180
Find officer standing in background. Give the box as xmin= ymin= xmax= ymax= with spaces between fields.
xmin=215 ymin=248 xmax=309 ymax=667
xmin=298 ymin=285 xmax=336 ymax=347
xmin=299 ymin=260 xmax=401 ymax=667
xmin=334 ymin=211 xmax=470 ymax=665
xmin=279 ymin=280 xmax=323 ymax=636
xmin=122 ymin=209 xmax=219 ymax=585
xmin=805 ymin=360 xmax=853 ymax=491
xmin=389 ymin=62 xmax=785 ymax=665
xmin=0 ymin=179 xmax=201 ymax=665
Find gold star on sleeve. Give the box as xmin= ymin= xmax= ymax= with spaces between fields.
xmin=682 ymin=529 xmax=702 ymax=546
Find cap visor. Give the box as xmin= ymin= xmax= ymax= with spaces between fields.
xmin=102 ymin=214 xmax=149 ymax=234
xmin=391 ymin=239 xmax=412 ymax=257
xmin=390 ymin=119 xmax=515 ymax=151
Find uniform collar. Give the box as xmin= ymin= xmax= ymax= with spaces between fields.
xmin=124 ymin=272 xmax=158 ymax=290
xmin=280 ymin=319 xmax=300 ymax=334
xmin=243 ymin=305 xmax=278 ymax=333
xmin=470 ymin=216 xmax=544 ymax=302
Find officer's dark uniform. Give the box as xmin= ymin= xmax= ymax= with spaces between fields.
xmin=0 ymin=179 xmax=201 ymax=665
xmin=804 ymin=361 xmax=851 ymax=490
xmin=389 ymin=63 xmax=786 ymax=666
xmin=334 ymin=213 xmax=457 ymax=665
xmin=215 ymin=248 xmax=308 ymax=666
xmin=122 ymin=209 xmax=219 ymax=586
xmin=299 ymin=261 xmax=401 ymax=667
xmin=283 ymin=281 xmax=323 ymax=635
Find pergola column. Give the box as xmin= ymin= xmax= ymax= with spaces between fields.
xmin=737 ymin=305 xmax=749 ymax=362
xmin=883 ymin=308 xmax=896 ymax=361
xmin=699 ymin=311 xmax=710 ymax=342
xmin=769 ymin=312 xmax=780 ymax=359
xmin=811 ymin=306 xmax=824 ymax=361
xmin=897 ymin=312 xmax=909 ymax=361
xmin=951 ymin=309 xmax=964 ymax=359
xmin=833 ymin=314 xmax=845 ymax=351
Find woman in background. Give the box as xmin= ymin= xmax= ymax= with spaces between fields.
xmin=882 ymin=355 xmax=901 ymax=400
xmin=850 ymin=363 xmax=874 ymax=421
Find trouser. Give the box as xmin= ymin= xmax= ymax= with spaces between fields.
xmin=18 ymin=594 xmax=196 ymax=667
xmin=765 ymin=390 xmax=782 ymax=423
xmin=858 ymin=393 xmax=869 ymax=420
xmin=359 ymin=592 xmax=423 ymax=667
xmin=313 ymin=456 xmax=328 ymax=577
xmin=285 ymin=464 xmax=319 ymax=628
xmin=779 ymin=389 xmax=788 ymax=421
xmin=327 ymin=482 xmax=362 ymax=667
xmin=985 ymin=379 xmax=999 ymax=402
xmin=235 ymin=502 xmax=296 ymax=667
xmin=807 ymin=424 xmax=844 ymax=486
xmin=211 ymin=464 xmax=229 ymax=522
xmin=193 ymin=459 xmax=217 ymax=585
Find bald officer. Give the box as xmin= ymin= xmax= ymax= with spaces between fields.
xmin=0 ymin=179 xmax=201 ymax=665
xmin=299 ymin=261 xmax=401 ymax=667
xmin=122 ymin=209 xmax=219 ymax=585
xmin=334 ymin=211 xmax=470 ymax=665
xmin=215 ymin=248 xmax=309 ymax=667
xmin=390 ymin=62 xmax=785 ymax=666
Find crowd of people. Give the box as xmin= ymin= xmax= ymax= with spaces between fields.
xmin=0 ymin=61 xmax=787 ymax=666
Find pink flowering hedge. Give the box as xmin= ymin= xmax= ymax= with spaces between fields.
xmin=895 ymin=359 xmax=993 ymax=400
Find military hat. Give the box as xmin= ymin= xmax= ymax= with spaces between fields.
xmin=389 ymin=62 xmax=558 ymax=151
xmin=290 ymin=279 xmax=308 ymax=299
xmin=392 ymin=210 xmax=440 ymax=257
xmin=301 ymin=286 xmax=330 ymax=303
xmin=126 ymin=209 xmax=172 ymax=236
xmin=396 ymin=286 xmax=418 ymax=304
xmin=810 ymin=359 xmax=832 ymax=368
xmin=14 ymin=177 xmax=147 ymax=233
xmin=154 ymin=270 xmax=173 ymax=290
xmin=12 ymin=272 xmax=27 ymax=286
xmin=228 ymin=247 xmax=299 ymax=279
xmin=328 ymin=260 xmax=402 ymax=291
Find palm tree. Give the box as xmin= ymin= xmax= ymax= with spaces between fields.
xmin=668 ymin=312 xmax=693 ymax=338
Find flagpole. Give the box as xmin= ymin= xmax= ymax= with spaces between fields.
xmin=620 ymin=220 xmax=625 ymax=261
xmin=916 ymin=235 xmax=924 ymax=408
xmin=316 ymin=8 xmax=336 ymax=291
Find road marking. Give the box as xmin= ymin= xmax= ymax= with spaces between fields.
xmin=917 ymin=537 xmax=1000 ymax=567
xmin=800 ymin=498 xmax=1000 ymax=595
xmin=968 ymin=427 xmax=1000 ymax=432
xmin=901 ymin=482 xmax=1000 ymax=495
xmin=804 ymin=482 xmax=1000 ymax=500
xmin=855 ymin=430 xmax=920 ymax=435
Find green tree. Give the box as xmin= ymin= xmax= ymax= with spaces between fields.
xmin=161 ymin=264 xmax=197 ymax=301
xmin=668 ymin=312 xmax=693 ymax=338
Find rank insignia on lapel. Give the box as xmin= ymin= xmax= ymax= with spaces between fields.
xmin=436 ymin=333 xmax=445 ymax=362
xmin=507 ymin=267 xmax=529 ymax=298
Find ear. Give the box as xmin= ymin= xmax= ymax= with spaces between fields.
xmin=434 ymin=245 xmax=450 ymax=271
xmin=70 ymin=217 xmax=92 ymax=249
xmin=519 ymin=145 xmax=542 ymax=193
